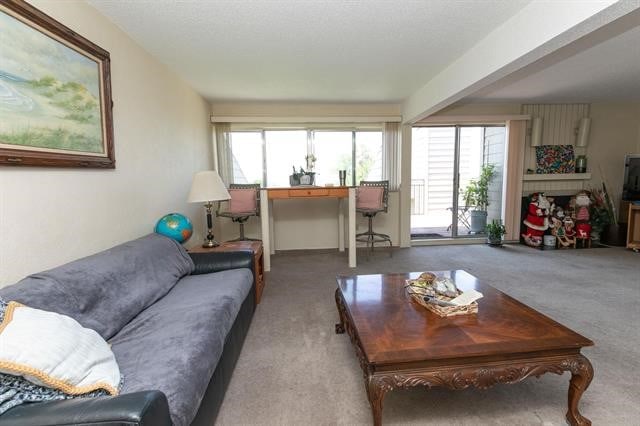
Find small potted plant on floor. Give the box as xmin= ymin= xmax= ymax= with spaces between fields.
xmin=462 ymin=164 xmax=496 ymax=233
xmin=486 ymin=219 xmax=506 ymax=246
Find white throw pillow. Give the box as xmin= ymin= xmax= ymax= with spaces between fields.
xmin=0 ymin=301 xmax=120 ymax=395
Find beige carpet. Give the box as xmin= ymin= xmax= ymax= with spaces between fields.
xmin=216 ymin=244 xmax=640 ymax=425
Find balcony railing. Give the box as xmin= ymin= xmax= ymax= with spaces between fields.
xmin=410 ymin=179 xmax=425 ymax=215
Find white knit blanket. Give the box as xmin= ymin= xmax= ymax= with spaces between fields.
xmin=0 ymin=301 xmax=121 ymax=397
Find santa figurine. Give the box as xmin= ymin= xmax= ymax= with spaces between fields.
xmin=575 ymin=190 xmax=591 ymax=222
xmin=522 ymin=192 xmax=551 ymax=247
xmin=574 ymin=190 xmax=592 ymax=241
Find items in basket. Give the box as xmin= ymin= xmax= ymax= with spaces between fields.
xmin=405 ymin=273 xmax=484 ymax=317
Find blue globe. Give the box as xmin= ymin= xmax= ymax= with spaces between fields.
xmin=155 ymin=213 xmax=193 ymax=243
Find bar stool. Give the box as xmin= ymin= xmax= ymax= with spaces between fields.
xmin=355 ymin=180 xmax=392 ymax=257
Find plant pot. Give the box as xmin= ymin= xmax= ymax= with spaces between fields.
xmin=469 ymin=210 xmax=487 ymax=233
xmin=486 ymin=236 xmax=502 ymax=246
xmin=543 ymin=235 xmax=556 ymax=250
xmin=601 ymin=223 xmax=628 ymax=246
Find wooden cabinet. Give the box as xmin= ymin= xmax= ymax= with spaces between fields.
xmin=627 ymin=204 xmax=640 ymax=251
xmin=189 ymin=241 xmax=265 ymax=304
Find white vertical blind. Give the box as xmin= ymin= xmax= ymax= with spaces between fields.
xmin=382 ymin=122 xmax=400 ymax=190
xmin=214 ymin=123 xmax=233 ymax=185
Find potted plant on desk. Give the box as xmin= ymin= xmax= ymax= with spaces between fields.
xmin=290 ymin=166 xmax=315 ymax=186
xmin=462 ymin=164 xmax=496 ymax=233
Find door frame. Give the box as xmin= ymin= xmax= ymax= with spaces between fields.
xmin=410 ymin=124 xmax=506 ymax=240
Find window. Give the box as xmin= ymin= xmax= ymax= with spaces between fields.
xmin=355 ymin=131 xmax=383 ymax=184
xmin=313 ymin=131 xmax=353 ymax=186
xmin=230 ymin=131 xmax=263 ymax=185
xmin=229 ymin=128 xmax=382 ymax=187
xmin=265 ymin=130 xmax=307 ymax=187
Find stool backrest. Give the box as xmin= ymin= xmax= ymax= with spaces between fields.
xmin=226 ymin=183 xmax=261 ymax=216
xmin=357 ymin=180 xmax=389 ymax=213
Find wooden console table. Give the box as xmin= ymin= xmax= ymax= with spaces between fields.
xmin=260 ymin=186 xmax=357 ymax=271
xmin=627 ymin=204 xmax=640 ymax=251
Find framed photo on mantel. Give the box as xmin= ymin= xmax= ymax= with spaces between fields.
xmin=0 ymin=0 xmax=115 ymax=168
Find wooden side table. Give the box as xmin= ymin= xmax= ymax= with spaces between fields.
xmin=627 ymin=204 xmax=640 ymax=251
xmin=189 ymin=241 xmax=265 ymax=304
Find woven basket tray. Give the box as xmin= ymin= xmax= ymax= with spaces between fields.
xmin=405 ymin=277 xmax=478 ymax=317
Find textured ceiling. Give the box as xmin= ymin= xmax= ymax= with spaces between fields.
xmin=466 ymin=16 xmax=640 ymax=103
xmin=88 ymin=0 xmax=529 ymax=102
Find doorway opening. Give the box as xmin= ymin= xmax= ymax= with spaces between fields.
xmin=410 ymin=125 xmax=506 ymax=240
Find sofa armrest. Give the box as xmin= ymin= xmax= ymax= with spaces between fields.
xmin=0 ymin=391 xmax=171 ymax=426
xmin=189 ymin=250 xmax=254 ymax=277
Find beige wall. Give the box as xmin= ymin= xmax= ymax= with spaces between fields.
xmin=0 ymin=1 xmax=212 ymax=286
xmin=587 ymin=103 xmax=640 ymax=203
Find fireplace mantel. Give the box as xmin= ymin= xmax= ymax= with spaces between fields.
xmin=523 ymin=173 xmax=591 ymax=181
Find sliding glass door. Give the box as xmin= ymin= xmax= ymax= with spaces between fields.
xmin=411 ymin=127 xmax=456 ymax=238
xmin=410 ymin=125 xmax=506 ymax=240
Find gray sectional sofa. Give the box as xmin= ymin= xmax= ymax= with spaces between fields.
xmin=0 ymin=233 xmax=256 ymax=425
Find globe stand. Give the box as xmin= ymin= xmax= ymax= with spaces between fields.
xmin=202 ymin=201 xmax=220 ymax=248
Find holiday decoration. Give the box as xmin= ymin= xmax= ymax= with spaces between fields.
xmin=558 ymin=216 xmax=577 ymax=248
xmin=522 ymin=192 xmax=551 ymax=247
xmin=575 ymin=191 xmax=591 ymax=222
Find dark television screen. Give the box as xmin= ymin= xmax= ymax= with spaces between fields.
xmin=623 ymin=154 xmax=640 ymax=200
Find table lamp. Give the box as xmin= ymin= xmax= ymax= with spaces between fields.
xmin=188 ymin=171 xmax=230 ymax=247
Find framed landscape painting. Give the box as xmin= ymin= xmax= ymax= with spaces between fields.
xmin=0 ymin=0 xmax=114 ymax=168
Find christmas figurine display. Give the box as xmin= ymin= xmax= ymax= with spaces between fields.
xmin=561 ymin=217 xmax=577 ymax=248
xmin=522 ymin=192 xmax=551 ymax=247
xmin=574 ymin=190 xmax=592 ymax=245
xmin=575 ymin=191 xmax=591 ymax=222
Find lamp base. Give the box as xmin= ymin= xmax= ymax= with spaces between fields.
xmin=202 ymin=203 xmax=220 ymax=248
xmin=202 ymin=239 xmax=220 ymax=248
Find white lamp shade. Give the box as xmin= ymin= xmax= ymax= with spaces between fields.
xmin=576 ymin=117 xmax=591 ymax=147
xmin=188 ymin=171 xmax=230 ymax=203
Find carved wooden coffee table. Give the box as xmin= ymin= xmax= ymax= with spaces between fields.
xmin=335 ymin=271 xmax=594 ymax=426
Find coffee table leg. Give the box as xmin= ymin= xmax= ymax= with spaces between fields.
xmin=566 ymin=355 xmax=594 ymax=426
xmin=366 ymin=378 xmax=387 ymax=426
xmin=335 ymin=288 xmax=346 ymax=334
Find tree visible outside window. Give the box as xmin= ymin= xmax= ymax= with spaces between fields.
xmin=355 ymin=131 xmax=382 ymax=184
xmin=313 ymin=131 xmax=352 ymax=185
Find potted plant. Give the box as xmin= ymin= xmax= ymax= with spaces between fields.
xmin=462 ymin=164 xmax=496 ymax=233
xmin=590 ymin=185 xmax=616 ymax=244
xmin=486 ymin=219 xmax=506 ymax=246
xmin=290 ymin=166 xmax=301 ymax=186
